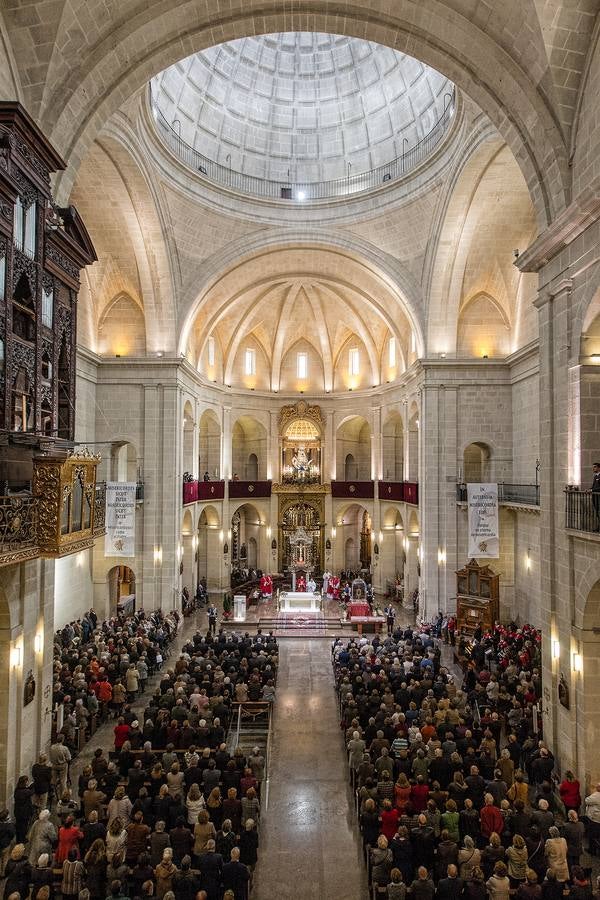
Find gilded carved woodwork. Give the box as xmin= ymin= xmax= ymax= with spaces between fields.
xmin=278 ymin=399 xmax=324 ymax=435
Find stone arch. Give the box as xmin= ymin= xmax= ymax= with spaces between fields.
xmin=48 ymin=3 xmax=568 ymax=226
xmin=106 ymin=564 xmax=136 ymax=614
xmin=231 ymin=502 xmax=262 ymax=571
xmin=457 ymin=292 xmax=511 ymax=358
xmin=98 ymin=292 xmax=147 ymax=357
xmin=178 ymin=231 xmax=425 ymax=360
xmin=383 ymin=411 xmax=404 ymax=481
xmin=110 ymin=440 xmax=138 ymax=483
xmin=578 ymin=577 xmax=600 ymax=786
xmin=180 ymin=508 xmax=194 ymax=592
xmin=231 ymin=416 xmax=268 ymax=480
xmin=197 ymin=504 xmax=221 ymax=587
xmin=462 ymin=441 xmax=493 ymax=482
xmin=336 ymin=416 xmax=371 ymax=481
xmin=182 ymin=400 xmax=195 ymax=476
xmin=198 ymin=409 xmax=221 ymax=480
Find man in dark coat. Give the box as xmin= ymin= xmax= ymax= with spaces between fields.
xmin=221 ymin=847 xmax=251 ymax=900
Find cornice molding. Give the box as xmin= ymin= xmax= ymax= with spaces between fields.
xmin=516 ymin=178 xmax=600 ymax=273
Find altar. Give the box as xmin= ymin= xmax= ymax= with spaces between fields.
xmin=279 ymin=591 xmax=321 ymax=612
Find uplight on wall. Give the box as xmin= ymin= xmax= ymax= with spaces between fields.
xmin=266 ymin=526 xmax=272 ymax=539
xmin=573 ymin=652 xmax=583 ymax=673
xmin=525 ymin=549 xmax=532 ymax=571
xmin=192 ymin=535 xmax=198 ymax=551
xmin=551 ymin=639 xmax=560 ymax=660
xmin=437 ymin=548 xmax=446 ymax=565
xmin=153 ymin=547 xmax=162 ymax=564
xmin=331 ymin=527 xmax=337 ymax=539
xmin=11 ymin=646 xmax=21 ymax=669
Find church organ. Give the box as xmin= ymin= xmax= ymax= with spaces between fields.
xmin=0 ymin=102 xmax=97 ymax=444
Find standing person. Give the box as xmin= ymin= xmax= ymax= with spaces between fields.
xmin=61 ymin=848 xmax=86 ymax=899
xmin=207 ymin=604 xmax=218 ymax=636
xmin=31 ymin=753 xmax=53 ymax=811
xmin=592 ymin=462 xmax=600 ymax=528
xmin=13 ymin=775 xmax=35 ymax=843
xmin=0 ymin=809 xmax=15 ymax=876
xmin=584 ymin=782 xmax=600 ymax=855
xmin=49 ymin=735 xmax=71 ymax=799
xmin=385 ymin=603 xmax=396 ymax=637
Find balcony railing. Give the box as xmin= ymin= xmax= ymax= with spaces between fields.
xmin=379 ymin=481 xmax=419 ymax=504
xmin=229 ymin=480 xmax=272 ymax=499
xmin=0 ymin=494 xmax=38 ymax=550
xmin=565 ymin=488 xmax=600 ymax=533
xmin=456 ymin=483 xmax=540 ymax=506
xmin=331 ymin=481 xmax=375 ymax=499
xmin=151 ymin=88 xmax=456 ymax=202
xmin=183 ymin=479 xmax=198 ymax=505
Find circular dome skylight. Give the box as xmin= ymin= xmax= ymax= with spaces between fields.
xmin=151 ymin=33 xmax=454 ymax=186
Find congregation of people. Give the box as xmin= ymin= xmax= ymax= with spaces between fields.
xmin=1 ymin=607 xmax=277 ymax=900
xmin=334 ymin=620 xmax=600 ymax=900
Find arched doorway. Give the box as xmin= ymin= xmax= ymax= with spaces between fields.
xmin=231 ymin=503 xmax=262 ymax=574
xmin=198 ymin=409 xmax=221 ymax=480
xmin=181 ymin=508 xmax=194 ymax=596
xmin=338 ymin=504 xmax=371 ymax=574
xmin=383 ymin=506 xmax=405 ymax=597
xmin=182 ymin=400 xmax=195 ymax=476
xmin=463 ymin=441 xmax=492 ymax=482
xmin=336 ymin=416 xmax=371 ymax=480
xmin=231 ymin=416 xmax=267 ymax=480
xmin=107 ymin=565 xmax=136 ymax=616
xmin=383 ymin=412 xmax=404 ymax=481
xmin=198 ymin=505 xmax=221 ymax=588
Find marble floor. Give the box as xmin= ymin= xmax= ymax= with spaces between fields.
xmin=252 ymin=640 xmax=369 ymax=900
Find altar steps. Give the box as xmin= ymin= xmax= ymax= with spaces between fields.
xmin=258 ymin=614 xmax=355 ymax=638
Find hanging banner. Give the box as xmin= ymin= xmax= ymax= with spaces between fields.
xmin=105 ymin=481 xmax=136 ymax=557
xmin=467 ymin=483 xmax=499 ymax=558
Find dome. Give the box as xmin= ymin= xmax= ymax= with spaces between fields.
xmin=151 ymin=33 xmax=453 ymax=185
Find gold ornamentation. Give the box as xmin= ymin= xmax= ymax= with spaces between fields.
xmin=279 ymin=400 xmax=323 ymax=436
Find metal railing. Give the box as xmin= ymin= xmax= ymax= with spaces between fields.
xmin=456 ymin=483 xmax=540 ymax=505
xmin=565 ymin=488 xmax=600 ymax=533
xmin=150 ymin=88 xmax=456 ymax=201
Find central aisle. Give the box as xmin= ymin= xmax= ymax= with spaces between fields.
xmin=252 ymin=639 xmax=368 ymax=900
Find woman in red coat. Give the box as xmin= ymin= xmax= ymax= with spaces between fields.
xmin=559 ymin=771 xmax=581 ymax=812
xmin=56 ymin=815 xmax=83 ymax=862
xmin=380 ymin=800 xmax=400 ymax=841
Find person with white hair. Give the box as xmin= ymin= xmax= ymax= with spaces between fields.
xmin=584 ymin=782 xmax=600 ymax=855
xmin=545 ymin=826 xmax=569 ymax=882
xmin=347 ymin=729 xmax=366 ymax=772
xmin=27 ymin=809 xmax=56 ymax=865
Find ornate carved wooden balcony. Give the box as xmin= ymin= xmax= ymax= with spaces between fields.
xmin=0 ymin=494 xmax=39 ymax=565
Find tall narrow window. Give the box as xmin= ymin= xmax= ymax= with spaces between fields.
xmin=13 ymin=197 xmax=24 ymax=252
xmin=244 ymin=347 xmax=256 ymax=376
xmin=207 ymin=336 xmax=215 ymax=367
xmin=42 ymin=286 xmax=53 ymax=328
xmin=297 ymin=351 xmax=308 ymax=379
xmin=349 ymin=347 xmax=360 ymax=376
xmin=388 ymin=337 xmax=396 ymax=368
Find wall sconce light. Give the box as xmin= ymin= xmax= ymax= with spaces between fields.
xmin=11 ymin=646 xmax=21 ymax=669
xmin=403 ymin=537 xmax=409 ymax=552
xmin=192 ymin=535 xmax=198 ymax=551
xmin=525 ymin=549 xmax=532 ymax=571
xmin=437 ymin=548 xmax=446 ymax=565
xmin=227 ymin=529 xmax=232 ymax=541
xmin=378 ymin=530 xmax=383 ymax=544
xmin=573 ymin=652 xmax=583 ymax=673
xmin=153 ymin=547 xmax=162 ymax=564
xmin=331 ymin=527 xmax=337 ymax=539
xmin=551 ymin=639 xmax=560 ymax=660
xmin=266 ymin=526 xmax=272 ymax=539
xmin=34 ymin=634 xmax=43 ymax=655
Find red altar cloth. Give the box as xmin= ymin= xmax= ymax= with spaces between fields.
xmin=348 ymin=602 xmax=371 ymax=617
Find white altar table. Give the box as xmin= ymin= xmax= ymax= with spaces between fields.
xmin=280 ymin=591 xmax=321 ymax=612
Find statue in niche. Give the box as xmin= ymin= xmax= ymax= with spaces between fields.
xmin=558 ymin=673 xmax=570 ymax=710
xmin=24 ymin=670 xmax=36 ymax=706
xmin=291 ymin=446 xmax=311 ymax=479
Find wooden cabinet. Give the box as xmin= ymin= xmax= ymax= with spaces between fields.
xmin=456 ymin=558 xmax=499 ymax=634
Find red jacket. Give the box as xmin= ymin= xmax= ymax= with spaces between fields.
xmin=380 ymin=808 xmax=400 ymax=841
xmin=559 ymin=779 xmax=581 ymax=809
xmin=114 ymin=723 xmax=130 ymax=750
xmin=410 ymin=782 xmax=430 ymax=813
xmin=480 ymin=804 xmax=504 ymax=838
